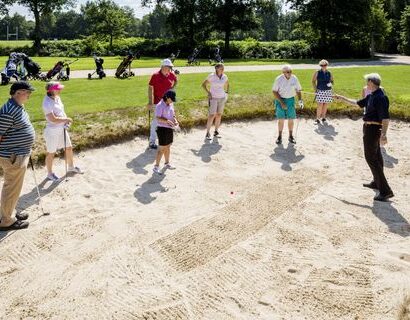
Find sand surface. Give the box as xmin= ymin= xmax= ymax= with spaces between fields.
xmin=1 ymin=118 xmax=409 ymax=319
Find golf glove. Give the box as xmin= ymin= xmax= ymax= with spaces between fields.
xmin=298 ymin=100 xmax=304 ymax=109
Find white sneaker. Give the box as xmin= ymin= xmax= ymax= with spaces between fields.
xmin=68 ymin=166 xmax=83 ymax=174
xmin=153 ymin=166 xmax=162 ymax=175
xmin=47 ymin=173 xmax=60 ymax=182
xmin=164 ymin=163 xmax=176 ymax=170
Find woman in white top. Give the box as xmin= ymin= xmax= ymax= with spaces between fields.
xmin=43 ymin=81 xmax=82 ymax=181
xmin=201 ymin=63 xmax=229 ymax=140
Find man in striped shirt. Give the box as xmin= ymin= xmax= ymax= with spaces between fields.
xmin=0 ymin=81 xmax=35 ymax=231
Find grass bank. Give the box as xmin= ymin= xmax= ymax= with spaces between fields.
xmin=0 ymin=65 xmax=408 ymax=163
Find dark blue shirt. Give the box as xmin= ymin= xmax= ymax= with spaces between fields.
xmin=357 ymin=88 xmax=389 ymax=123
xmin=0 ymin=98 xmax=35 ymax=157
xmin=317 ymin=70 xmax=332 ymax=91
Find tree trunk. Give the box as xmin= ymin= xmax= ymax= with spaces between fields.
xmin=33 ymin=7 xmax=42 ymax=54
xmin=110 ymin=33 xmax=113 ymax=50
xmin=224 ymin=27 xmax=231 ymax=52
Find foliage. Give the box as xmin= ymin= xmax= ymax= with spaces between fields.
xmin=399 ymin=5 xmax=410 ymax=54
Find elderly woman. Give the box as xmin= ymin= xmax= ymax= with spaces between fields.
xmin=201 ymin=63 xmax=229 ymax=140
xmin=43 ymin=81 xmax=82 ymax=181
xmin=312 ymin=59 xmax=334 ymax=124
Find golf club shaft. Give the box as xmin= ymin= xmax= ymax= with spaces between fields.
xmin=29 ymin=156 xmax=45 ymax=216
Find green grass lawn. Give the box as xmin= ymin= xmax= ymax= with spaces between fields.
xmin=0 ymin=55 xmax=378 ymax=71
xmin=0 ymin=40 xmax=33 ymax=48
xmin=0 ymin=65 xmax=408 ymax=160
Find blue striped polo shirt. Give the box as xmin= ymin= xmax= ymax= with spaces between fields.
xmin=0 ymin=98 xmax=35 ymax=158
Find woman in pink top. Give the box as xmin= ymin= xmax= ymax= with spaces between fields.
xmin=153 ymin=90 xmax=179 ymax=175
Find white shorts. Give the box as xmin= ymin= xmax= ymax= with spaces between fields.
xmin=209 ymin=98 xmax=226 ymax=115
xmin=44 ymin=127 xmax=72 ymax=153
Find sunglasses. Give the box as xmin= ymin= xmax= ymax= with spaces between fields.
xmin=284 ymin=71 xmax=292 ymax=74
xmin=320 ymin=64 xmax=328 ymax=67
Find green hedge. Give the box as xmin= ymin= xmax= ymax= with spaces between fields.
xmin=0 ymin=37 xmax=313 ymax=59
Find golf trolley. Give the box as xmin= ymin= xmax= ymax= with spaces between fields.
xmin=168 ymin=50 xmax=180 ymax=64
xmin=115 ymin=52 xmax=140 ymax=79
xmin=209 ymin=46 xmax=224 ymax=65
xmin=186 ymin=47 xmax=201 ymax=66
xmin=1 ymin=52 xmax=46 ymax=85
xmin=88 ymin=54 xmax=106 ymax=80
xmin=46 ymin=59 xmax=79 ymax=81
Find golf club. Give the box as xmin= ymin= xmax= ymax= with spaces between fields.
xmin=63 ymin=126 xmax=68 ymax=181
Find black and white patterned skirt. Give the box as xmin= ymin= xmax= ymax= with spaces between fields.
xmin=316 ymin=90 xmax=333 ymax=103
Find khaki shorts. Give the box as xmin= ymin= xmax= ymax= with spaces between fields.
xmin=208 ymin=98 xmax=226 ymax=115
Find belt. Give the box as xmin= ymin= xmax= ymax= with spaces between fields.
xmin=364 ymin=121 xmax=382 ymax=125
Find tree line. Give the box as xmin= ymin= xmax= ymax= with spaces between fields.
xmin=0 ymin=0 xmax=410 ymax=56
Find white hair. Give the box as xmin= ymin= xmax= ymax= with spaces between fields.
xmin=364 ymin=73 xmax=382 ymax=86
xmin=282 ymin=64 xmax=292 ymax=72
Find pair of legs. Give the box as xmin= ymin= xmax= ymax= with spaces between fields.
xmin=46 ymin=146 xmax=74 ymax=176
xmin=149 ymin=117 xmax=158 ymax=148
xmin=316 ymin=102 xmax=328 ymax=121
xmin=275 ymin=98 xmax=296 ymax=144
xmin=155 ymin=144 xmax=171 ymax=167
xmin=0 ymin=155 xmax=30 ymax=230
xmin=363 ymin=124 xmax=393 ymax=198
xmin=206 ymin=112 xmax=222 ymax=135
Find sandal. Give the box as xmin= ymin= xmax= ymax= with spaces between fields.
xmin=16 ymin=212 xmax=29 ymax=221
xmin=0 ymin=220 xmax=29 ymax=231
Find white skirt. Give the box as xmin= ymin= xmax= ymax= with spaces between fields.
xmin=316 ymin=90 xmax=333 ymax=103
xmin=44 ymin=126 xmax=72 ymax=153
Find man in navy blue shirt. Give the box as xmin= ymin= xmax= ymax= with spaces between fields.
xmin=0 ymin=81 xmax=35 ymax=231
xmin=335 ymin=73 xmax=394 ymax=202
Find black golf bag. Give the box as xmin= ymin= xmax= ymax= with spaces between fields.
xmin=47 ymin=59 xmax=78 ymax=81
xmin=115 ymin=53 xmax=138 ymax=78
xmin=209 ymin=46 xmax=224 ymax=65
xmin=88 ymin=55 xmax=106 ymax=79
xmin=23 ymin=56 xmax=46 ymax=81
xmin=187 ymin=47 xmax=200 ymax=66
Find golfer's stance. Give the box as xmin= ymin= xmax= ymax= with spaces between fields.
xmin=272 ymin=65 xmax=304 ymax=145
xmin=335 ymin=73 xmax=394 ymax=202
xmin=153 ymin=90 xmax=178 ymax=175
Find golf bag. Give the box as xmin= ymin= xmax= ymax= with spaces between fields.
xmin=115 ymin=53 xmax=139 ymax=79
xmin=209 ymin=46 xmax=224 ymax=65
xmin=22 ymin=55 xmax=46 ymax=81
xmin=168 ymin=50 xmax=180 ymax=63
xmin=1 ymin=52 xmax=26 ymax=85
xmin=187 ymin=47 xmax=200 ymax=66
xmin=47 ymin=59 xmax=78 ymax=81
xmin=88 ymin=55 xmax=106 ymax=80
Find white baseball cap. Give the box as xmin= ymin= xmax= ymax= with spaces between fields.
xmin=161 ymin=58 xmax=174 ymax=68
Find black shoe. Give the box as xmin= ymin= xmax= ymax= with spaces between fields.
xmin=288 ymin=136 xmax=296 ymax=144
xmin=322 ymin=118 xmax=327 ymax=123
xmin=314 ymin=119 xmax=320 ymax=125
xmin=214 ymin=130 xmax=221 ymax=138
xmin=374 ymin=192 xmax=394 ymax=202
xmin=16 ymin=212 xmax=29 ymax=221
xmin=363 ymin=182 xmax=378 ymax=190
xmin=276 ymin=136 xmax=282 ymax=145
xmin=205 ymin=133 xmax=212 ymax=140
xmin=149 ymin=143 xmax=158 ymax=150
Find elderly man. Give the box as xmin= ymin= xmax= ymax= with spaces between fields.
xmin=272 ymin=64 xmax=304 ymax=144
xmin=0 ymin=81 xmax=36 ymax=231
xmin=147 ymin=59 xmax=178 ymax=149
xmin=335 ymin=73 xmax=394 ymax=202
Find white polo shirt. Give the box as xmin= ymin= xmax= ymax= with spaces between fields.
xmin=207 ymin=73 xmax=228 ymax=99
xmin=272 ymin=74 xmax=302 ymax=99
xmin=42 ymin=95 xmax=67 ymax=129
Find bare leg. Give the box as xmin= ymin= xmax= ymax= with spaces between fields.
xmin=155 ymin=147 xmax=165 ymax=166
xmin=316 ymin=103 xmax=323 ymax=119
xmin=206 ymin=114 xmax=216 ymax=134
xmin=46 ymin=152 xmax=55 ymax=175
xmin=214 ymin=113 xmax=222 ymax=131
xmin=164 ymin=145 xmax=171 ymax=164
xmin=288 ymin=119 xmax=294 ymax=135
xmin=322 ymin=103 xmax=328 ymax=119
xmin=278 ymin=119 xmax=285 ymax=136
